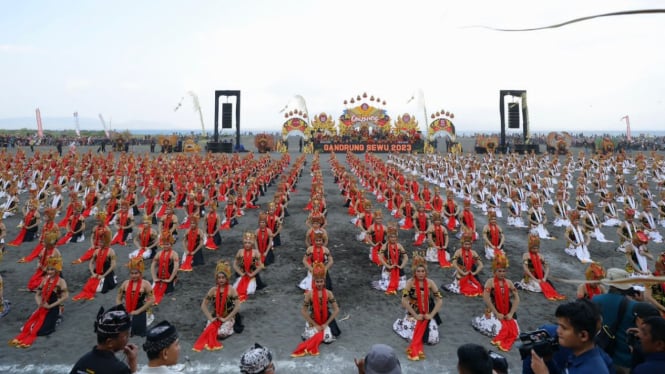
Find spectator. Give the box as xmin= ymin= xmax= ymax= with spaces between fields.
xmin=531 ymin=299 xmax=610 ymax=374
xmin=592 ymin=268 xmax=638 ymax=373
xmin=633 ymin=316 xmax=665 ymax=373
xmin=354 ymin=343 xmax=401 ymax=374
xmin=69 ymin=304 xmax=139 ymax=374
xmin=628 ymin=302 xmax=661 ymax=369
xmin=137 ymin=320 xmax=181 ymax=373
xmin=456 ymin=343 xmax=493 ymax=374
xmin=239 ymin=343 xmax=275 ymax=374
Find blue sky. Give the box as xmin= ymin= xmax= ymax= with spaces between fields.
xmin=1 ymin=0 xmax=663 ymax=134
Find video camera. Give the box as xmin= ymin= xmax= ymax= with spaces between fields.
xmin=517 ymin=329 xmax=559 ymax=360
xmin=488 ymin=350 xmax=509 ymax=374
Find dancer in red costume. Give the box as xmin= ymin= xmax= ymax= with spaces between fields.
xmin=425 ymin=212 xmax=451 ymax=268
xmin=232 ymin=232 xmax=264 ymax=302
xmin=393 ymin=254 xmax=443 ymax=361
xmin=110 ymin=201 xmax=133 ymax=246
xmin=159 ymin=203 xmax=179 ymax=242
xmin=72 ymin=229 xmax=117 ymax=301
xmin=19 ymin=207 xmax=57 ymax=263
xmin=365 ymin=210 xmax=387 ymax=266
xmin=515 ymin=233 xmax=566 ymax=300
xmin=8 ymin=199 xmax=40 ymax=246
xmin=482 ymin=210 xmax=505 ymax=260
xmin=372 ymin=224 xmax=408 ymax=295
xmin=305 ymin=215 xmax=328 ymax=247
xmin=58 ymin=203 xmax=85 ymax=245
xmin=150 ymin=231 xmax=179 ymax=305
xmin=443 ymin=231 xmax=484 ymax=296
xmin=192 ymin=260 xmax=241 ymax=352
xmin=412 ymin=203 xmax=429 ymax=246
xmin=116 ymin=256 xmax=154 ymax=337
xmin=10 ymin=255 xmax=68 ymax=348
xmin=442 ymin=190 xmax=460 ymax=232
xmin=255 ymin=213 xmax=274 ymax=266
xmin=129 ymin=215 xmax=158 ymax=260
xmin=576 ymin=262 xmax=607 ymax=300
xmin=180 ymin=215 xmax=204 ymax=271
xmin=299 ymin=232 xmax=334 ymax=291
xmin=72 ymin=211 xmax=112 ymax=264
xmin=291 ymin=262 xmax=340 ymax=358
xmin=472 ymin=254 xmax=520 ymax=352
xmin=204 ymin=201 xmax=221 ymax=250
xmin=24 ymin=228 xmax=62 ymax=291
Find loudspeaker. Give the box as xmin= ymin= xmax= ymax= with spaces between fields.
xmin=222 ymin=103 xmax=233 ymax=128
xmin=508 ymin=103 xmax=520 ymax=129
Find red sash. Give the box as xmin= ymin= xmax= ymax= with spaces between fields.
xmin=192 ymin=284 xmax=229 ymax=351
xmin=386 ymin=244 xmax=401 ymax=294
xmin=73 ymin=248 xmax=109 ymax=301
xmin=153 ymin=250 xmax=173 ymax=305
xmin=236 ymin=250 xmax=254 ymax=301
xmin=434 ymin=226 xmax=451 ymax=267
xmin=8 ymin=210 xmax=35 ymax=246
xmin=446 ymin=200 xmax=457 ymax=230
xmin=491 ymin=278 xmax=518 ymax=351
xmin=463 ymin=210 xmax=475 ymax=231
xmin=12 ymin=275 xmax=59 ymax=347
xmin=180 ymin=229 xmax=199 ymax=271
xmin=529 ymin=252 xmax=565 ymax=300
xmin=205 ymin=213 xmax=218 ymax=249
xmin=110 ymin=213 xmax=128 ymax=245
xmin=292 ymin=288 xmax=328 ymax=357
xmin=125 ymin=279 xmax=142 ymax=312
xmin=407 ymin=278 xmax=429 ymax=360
xmin=257 ymin=229 xmax=270 ymax=263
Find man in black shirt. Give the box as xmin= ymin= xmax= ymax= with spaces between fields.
xmin=70 ymin=304 xmax=139 ymax=374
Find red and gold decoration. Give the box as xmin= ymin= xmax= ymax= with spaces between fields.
xmin=281 ymin=109 xmax=311 ymax=140
xmin=393 ymin=113 xmax=419 ymax=135
xmin=310 ymin=113 xmax=337 ymax=136
xmin=338 ymin=92 xmax=391 ymax=135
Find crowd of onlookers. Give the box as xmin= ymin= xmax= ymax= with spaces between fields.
xmin=70 ymin=287 xmax=665 ymax=373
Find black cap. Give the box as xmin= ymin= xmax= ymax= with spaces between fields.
xmin=95 ymin=304 xmax=131 ymax=335
xmin=143 ymin=320 xmax=178 ymax=355
xmin=633 ymin=302 xmax=660 ymax=320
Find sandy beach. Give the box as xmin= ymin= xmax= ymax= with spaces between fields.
xmin=0 ymin=137 xmax=661 ymax=373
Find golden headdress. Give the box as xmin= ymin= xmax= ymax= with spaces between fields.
xmin=492 ymin=253 xmax=509 ymax=271
xmin=431 ymin=211 xmax=442 ymax=222
xmin=568 ymin=210 xmax=580 ymax=221
xmin=160 ymin=230 xmax=175 ymax=246
xmin=309 ymin=214 xmax=323 ymax=225
xmin=100 ymin=228 xmax=112 ymax=247
xmin=243 ymin=231 xmax=256 ymax=242
xmin=97 ymin=210 xmax=107 ymax=222
xmin=528 ymin=233 xmax=540 ymax=249
xmin=373 ymin=209 xmax=383 ymax=218
xmin=46 ymin=255 xmax=63 ymax=272
xmin=461 ymin=227 xmax=474 ymax=244
xmin=127 ymin=257 xmax=145 ymax=273
xmin=585 ymin=262 xmax=606 ymax=281
xmin=411 ymin=252 xmax=428 ymax=273
xmin=44 ymin=228 xmax=61 ymax=247
xmin=312 ymin=262 xmax=327 ymax=280
xmin=488 ymin=210 xmax=497 ymax=220
xmin=44 ymin=207 xmax=57 ymax=219
xmin=215 ymin=260 xmax=232 ymax=279
xmin=258 ymin=212 xmax=267 ymax=223
xmin=387 ymin=223 xmax=398 ymax=237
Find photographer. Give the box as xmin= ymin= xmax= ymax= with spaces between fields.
xmin=627 ymin=302 xmax=660 ymax=369
xmin=456 ymin=343 xmax=508 ymax=374
xmin=530 ymin=299 xmax=611 ymax=374
xmin=633 ymin=316 xmax=665 ymax=372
